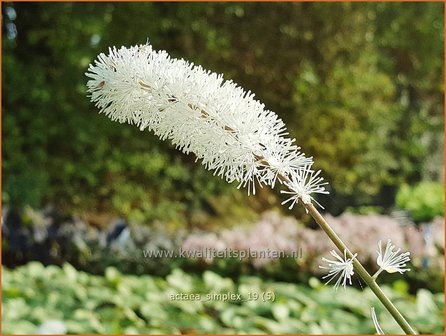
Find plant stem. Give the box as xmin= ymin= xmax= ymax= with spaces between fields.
xmin=180 ymin=107 xmax=417 ymax=333
xmin=373 ymin=268 xmax=384 ymax=280
xmin=304 ymin=203 xmax=417 ymax=335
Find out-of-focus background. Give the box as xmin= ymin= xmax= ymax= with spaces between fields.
xmin=2 ymin=2 xmax=444 ymax=334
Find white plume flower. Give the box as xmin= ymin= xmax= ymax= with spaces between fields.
xmin=376 ymin=239 xmax=411 ymax=275
xmin=280 ymin=165 xmax=329 ymax=210
xmin=319 ymin=249 xmax=357 ymax=290
xmin=86 ymin=43 xmax=327 ymax=203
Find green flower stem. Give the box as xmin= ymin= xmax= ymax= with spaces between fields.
xmin=304 ymin=203 xmax=417 ymax=335
xmin=373 ymin=268 xmax=385 ymax=280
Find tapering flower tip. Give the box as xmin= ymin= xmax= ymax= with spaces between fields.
xmin=376 ymin=239 xmax=411 ymax=274
xmin=280 ymin=165 xmax=329 ymax=210
xmin=319 ymin=249 xmax=357 ymax=290
xmin=85 ymin=43 xmax=312 ymax=195
xmin=371 ymin=307 xmax=385 ymax=335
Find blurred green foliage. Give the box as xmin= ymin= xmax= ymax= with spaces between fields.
xmin=3 ymin=2 xmax=444 ymax=223
xmin=3 ymin=263 xmax=444 ymax=334
xmin=396 ymin=182 xmax=444 ymax=223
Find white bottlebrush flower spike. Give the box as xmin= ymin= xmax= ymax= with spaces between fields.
xmin=319 ymin=249 xmax=357 ymax=290
xmin=376 ymin=239 xmax=411 ymax=274
xmin=370 ymin=307 xmax=385 ymax=335
xmin=86 ymin=43 xmax=328 ymax=203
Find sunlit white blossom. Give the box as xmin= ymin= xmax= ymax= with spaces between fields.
xmin=376 ymin=239 xmax=411 ymax=274
xmin=319 ymin=249 xmax=357 ymax=290
xmin=280 ymin=165 xmax=329 ymax=210
xmin=86 ymin=43 xmax=318 ymax=196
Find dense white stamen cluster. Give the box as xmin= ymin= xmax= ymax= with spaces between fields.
xmin=86 ymin=43 xmax=328 ymax=204
xmin=376 ymin=239 xmax=411 ymax=274
xmin=281 ymin=167 xmax=329 ymax=210
xmin=319 ymin=249 xmax=357 ymax=290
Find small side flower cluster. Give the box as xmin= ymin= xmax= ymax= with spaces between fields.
xmin=281 ymin=167 xmax=329 ymax=210
xmin=376 ymin=239 xmax=411 ymax=275
xmin=319 ymin=240 xmax=411 ymax=290
xmin=86 ymin=43 xmax=328 ymax=206
xmin=319 ymin=250 xmax=357 ymax=290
